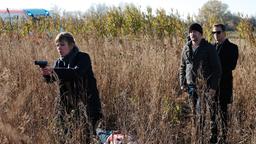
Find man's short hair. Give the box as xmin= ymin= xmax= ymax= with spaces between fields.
xmin=213 ymin=24 xmax=226 ymax=31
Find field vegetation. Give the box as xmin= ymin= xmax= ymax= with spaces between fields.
xmin=0 ymin=4 xmax=256 ymax=144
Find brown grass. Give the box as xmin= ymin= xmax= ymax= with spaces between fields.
xmin=0 ymin=31 xmax=255 ymax=143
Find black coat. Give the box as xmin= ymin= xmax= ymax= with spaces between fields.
xmin=214 ymin=39 xmax=239 ymax=104
xmin=45 ymin=46 xmax=102 ymax=125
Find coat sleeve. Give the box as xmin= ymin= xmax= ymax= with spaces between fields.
xmin=179 ymin=47 xmax=187 ymax=87
xmin=229 ymin=44 xmax=239 ymax=71
xmin=53 ymin=54 xmax=90 ymax=81
xmin=221 ymin=42 xmax=239 ymax=73
xmin=208 ymin=45 xmax=222 ymax=90
xmin=84 ymin=55 xmax=103 ymax=122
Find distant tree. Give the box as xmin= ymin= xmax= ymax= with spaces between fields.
xmin=196 ymin=0 xmax=243 ymax=35
xmin=87 ymin=3 xmax=109 ymax=16
xmin=50 ymin=5 xmax=62 ymax=17
xmin=197 ymin=0 xmax=229 ymax=23
xmin=225 ymin=12 xmax=241 ymax=30
xmin=249 ymin=16 xmax=256 ymax=27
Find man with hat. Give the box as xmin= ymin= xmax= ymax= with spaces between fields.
xmin=179 ymin=23 xmax=222 ymax=143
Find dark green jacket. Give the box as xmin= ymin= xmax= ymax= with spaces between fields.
xmin=179 ymin=39 xmax=222 ymax=90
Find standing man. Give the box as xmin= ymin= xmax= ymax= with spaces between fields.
xmin=212 ymin=24 xmax=239 ymax=143
xmin=179 ymin=23 xmax=222 ymax=143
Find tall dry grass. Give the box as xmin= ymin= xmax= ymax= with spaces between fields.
xmin=0 ymin=7 xmax=256 ymax=143
xmin=0 ymin=31 xmax=255 ymax=143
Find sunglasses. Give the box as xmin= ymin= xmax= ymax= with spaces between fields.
xmin=212 ymin=31 xmax=222 ymax=34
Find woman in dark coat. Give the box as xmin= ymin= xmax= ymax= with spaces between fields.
xmin=41 ymin=32 xmax=102 ymax=143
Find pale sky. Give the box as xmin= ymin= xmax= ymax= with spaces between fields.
xmin=0 ymin=0 xmax=255 ymax=17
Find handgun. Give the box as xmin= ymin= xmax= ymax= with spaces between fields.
xmin=34 ymin=60 xmax=48 ymax=68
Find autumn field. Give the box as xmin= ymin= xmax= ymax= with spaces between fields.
xmin=0 ymin=6 xmax=256 ymax=144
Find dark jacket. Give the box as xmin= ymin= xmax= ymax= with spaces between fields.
xmin=179 ymin=39 xmax=222 ymax=90
xmin=214 ymin=39 xmax=238 ymax=103
xmin=45 ymin=46 xmax=102 ymax=124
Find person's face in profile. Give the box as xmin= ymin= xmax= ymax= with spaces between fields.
xmin=56 ymin=40 xmax=71 ymax=57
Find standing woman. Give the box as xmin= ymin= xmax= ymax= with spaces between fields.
xmin=41 ymin=32 xmax=102 ymax=143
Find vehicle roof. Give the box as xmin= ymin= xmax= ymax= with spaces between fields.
xmin=23 ymin=9 xmax=49 ymax=16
